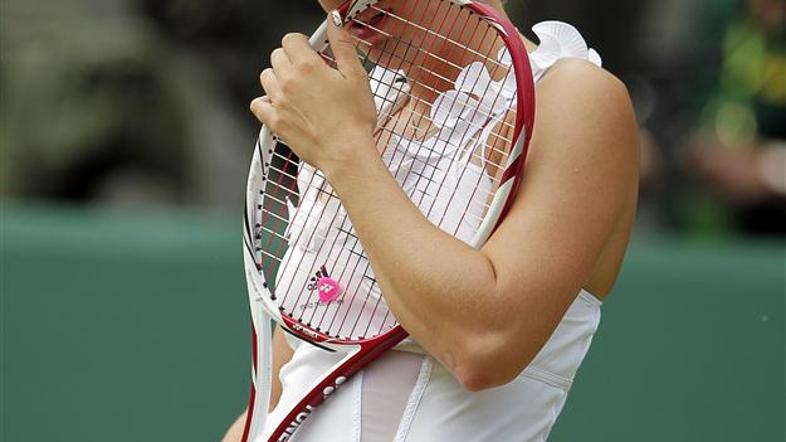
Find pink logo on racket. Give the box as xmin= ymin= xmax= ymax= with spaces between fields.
xmin=309 ymin=265 xmax=341 ymax=303
xmin=317 ymin=277 xmax=342 ymax=303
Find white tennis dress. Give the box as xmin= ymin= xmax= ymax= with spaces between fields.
xmin=261 ymin=22 xmax=604 ymax=442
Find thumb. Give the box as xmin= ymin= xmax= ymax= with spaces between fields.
xmin=327 ymin=10 xmax=364 ymax=77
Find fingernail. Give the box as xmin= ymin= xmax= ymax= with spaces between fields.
xmin=330 ymin=10 xmax=343 ymax=27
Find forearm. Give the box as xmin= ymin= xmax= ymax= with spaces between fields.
xmin=323 ymin=139 xmax=502 ymax=377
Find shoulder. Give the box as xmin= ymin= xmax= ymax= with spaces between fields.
xmin=503 ymin=58 xmax=639 ymax=229
xmin=538 ymin=58 xmax=634 ymax=130
xmin=528 ymin=59 xmax=639 ymax=178
xmin=537 ymin=59 xmax=636 ymax=140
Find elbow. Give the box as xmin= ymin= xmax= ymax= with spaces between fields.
xmin=456 ymin=367 xmax=508 ymax=392
xmin=451 ymin=334 xmax=536 ymax=392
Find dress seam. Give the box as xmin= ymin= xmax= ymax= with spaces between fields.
xmin=393 ymin=357 xmax=433 ymax=442
xmin=521 ymin=365 xmax=573 ymax=391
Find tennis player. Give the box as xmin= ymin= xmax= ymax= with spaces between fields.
xmin=225 ymin=0 xmax=639 ymax=440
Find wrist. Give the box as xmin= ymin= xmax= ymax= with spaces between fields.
xmin=321 ymin=135 xmax=384 ymax=191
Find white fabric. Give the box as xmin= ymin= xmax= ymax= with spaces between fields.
xmin=268 ymin=291 xmax=601 ymax=442
xmin=260 ymin=21 xmax=604 ymax=442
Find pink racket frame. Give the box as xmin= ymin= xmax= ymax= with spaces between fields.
xmin=240 ymin=1 xmax=535 ymax=440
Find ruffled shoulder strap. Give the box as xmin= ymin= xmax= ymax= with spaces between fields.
xmin=530 ymin=21 xmax=602 ymax=81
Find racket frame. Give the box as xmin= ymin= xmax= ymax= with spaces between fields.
xmin=241 ymin=1 xmax=535 ymax=440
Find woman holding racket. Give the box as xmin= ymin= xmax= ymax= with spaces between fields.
xmin=226 ymin=0 xmax=638 ymax=440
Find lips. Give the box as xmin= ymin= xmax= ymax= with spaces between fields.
xmin=349 ymin=8 xmax=390 ymax=44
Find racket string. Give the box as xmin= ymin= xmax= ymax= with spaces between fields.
xmin=352 ymin=1 xmax=512 ymax=256
xmin=255 ymin=165 xmax=491 ymax=265
xmin=363 ymin=2 xmax=504 ymax=337
xmin=344 ymin=0 xmax=486 ymax=338
xmin=320 ymin=50 xmax=520 ymax=138
xmin=257 ymin=0 xmax=520 ymax=340
xmin=357 ymin=1 xmax=507 ymax=254
xmin=264 ymin=129 xmax=509 ymax=196
xmin=361 ymin=0 xmax=470 ymax=337
xmin=276 ymin=22 xmax=423 ymax=309
xmin=363 ymin=4 xmax=511 ymax=72
xmin=319 ymin=0 xmax=447 ymax=337
xmin=270 ymin=90 xmax=490 ymax=310
xmin=336 ymin=0 xmax=483 ymax=337
xmin=403 ymin=10 xmax=509 ymax=241
xmin=325 ymin=5 xmax=442 ymax=336
xmin=304 ymin=1 xmax=496 ymax=336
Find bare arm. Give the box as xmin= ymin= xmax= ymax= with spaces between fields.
xmin=250 ymin=19 xmax=639 ymax=391
xmin=320 ymin=61 xmax=638 ymax=390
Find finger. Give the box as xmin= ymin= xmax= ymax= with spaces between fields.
xmin=326 ymin=10 xmax=364 ymax=78
xmin=250 ymin=96 xmax=280 ymax=129
xmin=259 ymin=68 xmax=282 ymax=100
xmin=281 ymin=33 xmax=321 ymax=67
xmin=270 ymin=48 xmax=293 ymax=77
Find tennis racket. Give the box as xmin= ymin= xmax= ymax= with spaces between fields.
xmin=241 ymin=1 xmax=535 ymax=440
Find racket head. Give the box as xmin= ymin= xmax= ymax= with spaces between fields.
xmin=243 ymin=0 xmax=534 ymax=351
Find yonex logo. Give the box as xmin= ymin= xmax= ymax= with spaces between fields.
xmin=307 ymin=265 xmax=342 ymax=303
xmin=316 ymin=278 xmax=341 ymax=302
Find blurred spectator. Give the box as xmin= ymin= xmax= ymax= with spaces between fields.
xmin=0 ymin=0 xmax=253 ymax=210
xmin=687 ymin=0 xmax=786 ymax=235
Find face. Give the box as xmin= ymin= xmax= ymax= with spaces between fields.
xmin=317 ymin=0 xmax=506 ymax=11
xmin=317 ymin=0 xmax=493 ymax=76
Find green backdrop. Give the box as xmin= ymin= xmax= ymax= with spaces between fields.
xmin=2 ymin=204 xmax=784 ymax=441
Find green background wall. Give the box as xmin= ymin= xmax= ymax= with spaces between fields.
xmin=2 ymin=204 xmax=784 ymax=441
